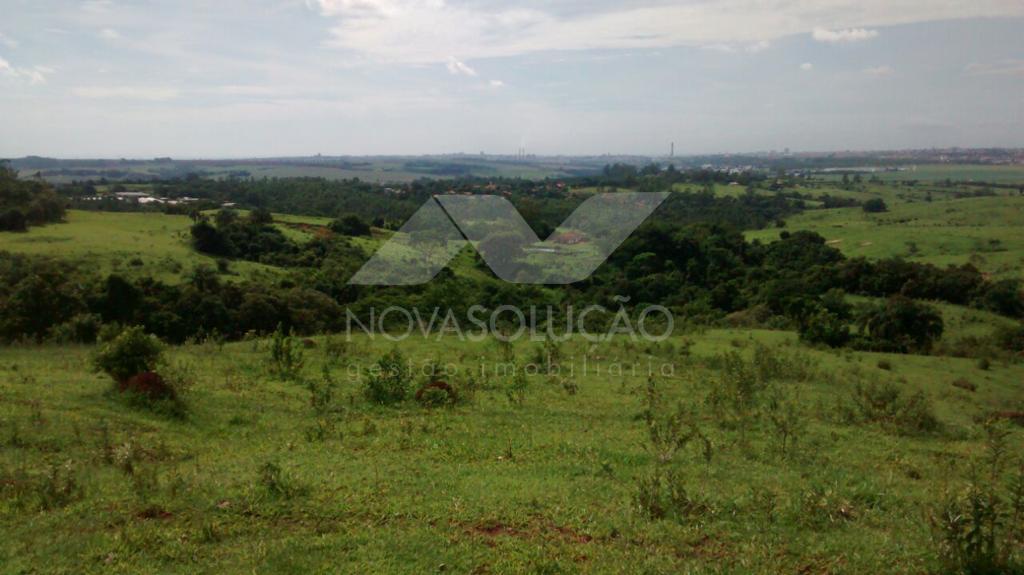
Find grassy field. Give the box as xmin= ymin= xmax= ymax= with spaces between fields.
xmin=0 ymin=211 xmax=282 ymax=283
xmin=747 ymin=195 xmax=1024 ymax=279
xmin=1 ymin=331 xmax=1022 ymax=573
xmin=866 ymin=164 xmax=1024 ymax=184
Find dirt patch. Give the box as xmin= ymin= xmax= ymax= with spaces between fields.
xmin=119 ymin=372 xmax=175 ymax=400
xmin=993 ymin=411 xmax=1024 ymax=426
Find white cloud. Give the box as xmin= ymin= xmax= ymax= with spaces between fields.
xmin=307 ymin=0 xmax=1023 ymax=64
xmin=864 ymin=65 xmax=895 ymax=76
xmin=0 ymin=57 xmax=51 ymax=85
xmin=746 ymin=40 xmax=771 ymax=53
xmin=445 ymin=57 xmax=477 ymax=76
xmin=701 ymin=40 xmax=771 ymax=54
xmin=800 ymin=62 xmax=813 ymax=71
xmin=73 ymin=86 xmax=180 ymax=101
xmin=489 ymin=79 xmax=506 ymax=88
xmin=812 ymin=27 xmax=879 ymax=43
xmin=99 ymin=28 xmax=122 ymax=40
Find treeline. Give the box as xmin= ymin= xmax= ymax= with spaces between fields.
xmin=0 ymin=162 xmax=66 ymax=232
xmin=61 ymin=173 xmax=809 ymax=235
xmin=3 ymin=221 xmax=1022 ymax=358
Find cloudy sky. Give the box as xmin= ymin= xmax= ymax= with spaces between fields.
xmin=1 ymin=0 xmax=1023 ymax=158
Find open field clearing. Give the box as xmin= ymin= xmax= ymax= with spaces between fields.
xmin=0 ymin=211 xmax=283 ymax=283
xmin=747 ymin=196 xmax=1024 ymax=279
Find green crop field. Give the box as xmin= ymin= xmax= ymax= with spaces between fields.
xmin=1 ymin=330 xmax=1022 ymax=574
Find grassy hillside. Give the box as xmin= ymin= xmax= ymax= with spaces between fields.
xmin=1 ymin=332 xmax=1021 ymax=573
xmin=0 ymin=210 xmax=294 ymax=283
xmin=747 ymin=195 xmax=1024 ymax=279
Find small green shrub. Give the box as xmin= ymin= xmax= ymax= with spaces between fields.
xmin=92 ymin=326 xmax=164 ymax=383
xmin=839 ymin=380 xmax=940 ymax=435
xmin=257 ymin=462 xmax=303 ymax=500
xmin=267 ymin=324 xmax=304 ymax=381
xmin=930 ymin=422 xmax=1024 ymax=574
xmin=48 ymin=313 xmax=103 ymax=344
xmin=634 ymin=468 xmax=713 ymax=522
xmin=504 ymin=365 xmax=528 ymax=406
xmin=364 ymin=349 xmax=410 ymax=405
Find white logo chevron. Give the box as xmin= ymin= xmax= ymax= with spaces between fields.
xmin=350 ymin=192 xmax=668 ymax=285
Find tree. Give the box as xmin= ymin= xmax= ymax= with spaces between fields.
xmin=190 ymin=221 xmax=233 ymax=256
xmin=856 ymin=296 xmax=944 ymax=353
xmin=329 ymin=214 xmax=371 ymax=237
xmin=248 ymin=207 xmax=273 ymax=225
xmin=0 ymin=209 xmax=27 ymax=232
xmin=863 ymin=198 xmax=888 ymax=213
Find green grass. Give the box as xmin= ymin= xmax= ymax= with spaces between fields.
xmin=869 ymin=164 xmax=1024 ymax=184
xmin=0 ymin=210 xmax=282 ymax=283
xmin=748 ymin=195 xmax=1024 ymax=279
xmin=1 ymin=331 xmax=1022 ymax=573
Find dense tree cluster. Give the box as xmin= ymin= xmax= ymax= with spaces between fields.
xmin=0 ymin=162 xmax=66 ymax=232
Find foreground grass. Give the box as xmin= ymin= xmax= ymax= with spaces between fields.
xmin=1 ymin=331 xmax=1022 ymax=573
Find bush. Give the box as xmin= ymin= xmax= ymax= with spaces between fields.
xmin=855 ymin=296 xmax=944 ymax=354
xmin=800 ymin=308 xmax=851 ymax=348
xmin=862 ymin=198 xmax=888 ymax=213
xmin=996 ymin=324 xmax=1024 ymax=353
xmin=267 ymin=324 xmax=304 ymax=380
xmin=839 ymin=380 xmax=940 ymax=435
xmin=48 ymin=313 xmax=102 ymax=344
xmin=92 ymin=326 xmax=165 ymax=384
xmin=329 ymin=214 xmax=372 ymax=237
xmin=930 ymin=422 xmax=1024 ymax=574
xmin=364 ymin=349 xmax=410 ymax=405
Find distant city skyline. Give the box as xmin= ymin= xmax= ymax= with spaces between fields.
xmin=2 ymin=1 xmax=1023 ymax=158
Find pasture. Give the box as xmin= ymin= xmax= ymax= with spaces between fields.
xmin=1 ymin=331 xmax=1022 ymax=573
xmin=747 ymin=195 xmax=1024 ymax=279
xmin=0 ymin=210 xmax=284 ymax=283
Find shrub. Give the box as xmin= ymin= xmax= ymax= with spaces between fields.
xmin=257 ymin=462 xmax=302 ymax=500
xmin=800 ymin=308 xmax=851 ymax=348
xmin=415 ymin=381 xmax=457 ymax=408
xmin=48 ymin=313 xmax=102 ymax=344
xmin=855 ymin=296 xmax=944 ymax=354
xmin=877 ymin=359 xmax=893 ymax=371
xmin=996 ymin=324 xmax=1024 ymax=353
xmin=267 ymin=323 xmax=304 ymax=380
xmin=634 ymin=468 xmax=713 ymax=521
xmin=862 ymin=198 xmax=888 ymax=213
xmin=92 ymin=326 xmax=165 ymax=384
xmin=329 ymin=214 xmax=372 ymax=237
xmin=929 ymin=421 xmax=1024 ymax=574
xmin=364 ymin=349 xmax=410 ymax=405
xmin=839 ymin=380 xmax=940 ymax=435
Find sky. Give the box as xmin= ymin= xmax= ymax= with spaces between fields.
xmin=1 ymin=0 xmax=1023 ymax=158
